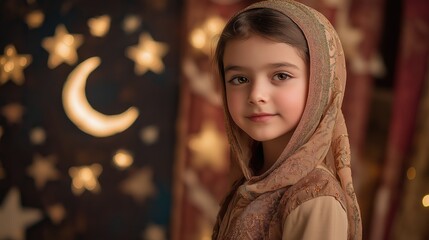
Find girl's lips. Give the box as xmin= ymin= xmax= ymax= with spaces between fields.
xmin=246 ymin=113 xmax=277 ymax=122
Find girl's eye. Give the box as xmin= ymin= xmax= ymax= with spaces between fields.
xmin=228 ymin=76 xmax=249 ymax=85
xmin=273 ymin=72 xmax=292 ymax=81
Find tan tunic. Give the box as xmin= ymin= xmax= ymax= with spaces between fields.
xmin=213 ymin=167 xmax=348 ymax=239
xmin=284 ymin=196 xmax=347 ymax=239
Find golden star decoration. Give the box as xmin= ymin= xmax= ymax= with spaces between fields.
xmin=27 ymin=154 xmax=61 ymax=189
xmin=88 ymin=15 xmax=111 ymax=37
xmin=69 ymin=163 xmax=102 ymax=195
xmin=46 ymin=204 xmax=67 ymax=225
xmin=25 ymin=10 xmax=45 ymax=29
xmin=189 ymin=16 xmax=225 ymax=56
xmin=29 ymin=127 xmax=47 ymax=145
xmin=140 ymin=125 xmax=159 ymax=145
xmin=1 ymin=103 xmax=25 ymax=124
xmin=0 ymin=188 xmax=43 ymax=240
xmin=188 ymin=121 xmax=228 ymax=171
xmin=142 ymin=224 xmax=166 ymax=240
xmin=0 ymin=45 xmax=32 ymax=85
xmin=120 ymin=167 xmax=156 ymax=203
xmin=112 ymin=149 xmax=134 ymax=170
xmin=126 ymin=33 xmax=168 ymax=75
xmin=42 ymin=24 xmax=83 ymax=69
xmin=122 ymin=15 xmax=141 ymax=34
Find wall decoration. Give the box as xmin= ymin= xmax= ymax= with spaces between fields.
xmin=62 ymin=57 xmax=139 ymax=137
xmin=188 ymin=120 xmax=227 ymax=171
xmin=0 ymin=45 xmax=32 ymax=85
xmin=126 ymin=33 xmax=169 ymax=75
xmin=122 ymin=14 xmax=142 ymax=34
xmin=0 ymin=0 xmax=180 ymax=239
xmin=26 ymin=154 xmax=60 ymax=189
xmin=42 ymin=24 xmax=83 ymax=69
xmin=87 ymin=15 xmax=111 ymax=37
xmin=1 ymin=103 xmax=24 ymax=124
xmin=69 ymin=164 xmax=103 ymax=195
xmin=25 ymin=10 xmax=44 ymax=29
xmin=120 ymin=167 xmax=157 ymax=203
xmin=0 ymin=188 xmax=43 ymax=240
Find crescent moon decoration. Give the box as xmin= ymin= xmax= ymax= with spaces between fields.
xmin=62 ymin=57 xmax=139 ymax=137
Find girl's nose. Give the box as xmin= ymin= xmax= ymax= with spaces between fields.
xmin=248 ymin=80 xmax=268 ymax=105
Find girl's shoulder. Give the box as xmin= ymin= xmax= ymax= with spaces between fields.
xmin=280 ymin=166 xmax=347 ymax=217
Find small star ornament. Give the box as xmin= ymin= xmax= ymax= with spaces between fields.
xmin=188 ymin=121 xmax=228 ymax=171
xmin=47 ymin=204 xmax=66 ymax=225
xmin=27 ymin=154 xmax=61 ymax=189
xmin=120 ymin=167 xmax=156 ymax=203
xmin=29 ymin=127 xmax=47 ymax=145
xmin=113 ymin=149 xmax=134 ymax=170
xmin=25 ymin=10 xmax=45 ymax=29
xmin=42 ymin=24 xmax=83 ymax=69
xmin=2 ymin=103 xmax=25 ymax=124
xmin=88 ymin=15 xmax=111 ymax=37
xmin=142 ymin=224 xmax=166 ymax=240
xmin=69 ymin=164 xmax=102 ymax=195
xmin=0 ymin=188 xmax=43 ymax=240
xmin=0 ymin=45 xmax=32 ymax=85
xmin=126 ymin=33 xmax=169 ymax=75
xmin=122 ymin=15 xmax=141 ymax=34
xmin=189 ymin=16 xmax=225 ymax=56
xmin=183 ymin=58 xmax=221 ymax=106
xmin=140 ymin=125 xmax=159 ymax=145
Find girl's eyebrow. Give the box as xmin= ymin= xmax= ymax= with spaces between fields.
xmin=268 ymin=62 xmax=300 ymax=70
xmin=224 ymin=65 xmax=245 ymax=73
xmin=224 ymin=62 xmax=300 ymax=73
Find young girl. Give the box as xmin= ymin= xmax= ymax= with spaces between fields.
xmin=212 ymin=0 xmax=362 ymax=239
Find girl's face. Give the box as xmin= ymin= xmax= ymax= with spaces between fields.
xmin=223 ymin=34 xmax=308 ymax=144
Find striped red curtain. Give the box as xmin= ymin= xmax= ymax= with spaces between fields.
xmin=171 ymin=1 xmax=254 ymax=239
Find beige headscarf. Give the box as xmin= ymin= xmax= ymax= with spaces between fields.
xmin=219 ymin=0 xmax=362 ymax=239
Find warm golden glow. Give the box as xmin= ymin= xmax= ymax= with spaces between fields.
xmin=30 ymin=127 xmax=46 ymax=145
xmin=406 ymin=167 xmax=416 ymax=180
xmin=143 ymin=224 xmax=166 ymax=240
xmin=26 ymin=10 xmax=44 ymax=29
xmin=88 ymin=15 xmax=111 ymax=37
xmin=62 ymin=57 xmax=139 ymax=137
xmin=188 ymin=121 xmax=227 ymax=171
xmin=123 ymin=15 xmax=141 ymax=34
xmin=0 ymin=45 xmax=32 ymax=85
xmin=69 ymin=164 xmax=102 ymax=195
xmin=140 ymin=125 xmax=159 ymax=144
xmin=27 ymin=154 xmax=60 ymax=189
xmin=0 ymin=188 xmax=43 ymax=239
xmin=189 ymin=16 xmax=225 ymax=55
xmin=1 ymin=103 xmax=25 ymax=124
xmin=47 ymin=204 xmax=66 ymax=225
xmin=190 ymin=29 xmax=206 ymax=50
xmin=422 ymin=195 xmax=429 ymax=207
xmin=42 ymin=24 xmax=83 ymax=69
xmin=126 ymin=33 xmax=169 ymax=75
xmin=113 ymin=149 xmax=134 ymax=170
xmin=120 ymin=168 xmax=156 ymax=202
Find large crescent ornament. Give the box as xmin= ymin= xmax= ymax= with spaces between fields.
xmin=62 ymin=57 xmax=139 ymax=137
